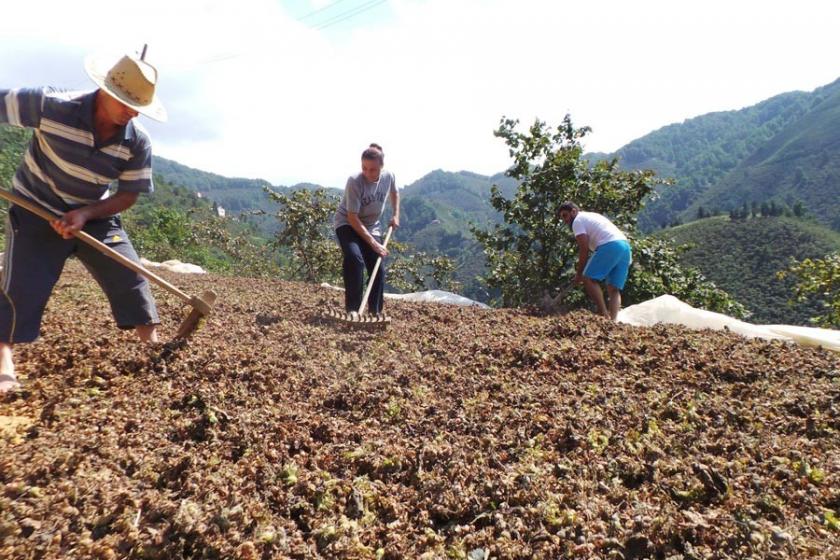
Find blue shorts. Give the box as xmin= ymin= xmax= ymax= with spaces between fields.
xmin=583 ymin=239 xmax=632 ymax=290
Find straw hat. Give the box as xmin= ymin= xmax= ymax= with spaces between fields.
xmin=85 ymin=50 xmax=167 ymax=122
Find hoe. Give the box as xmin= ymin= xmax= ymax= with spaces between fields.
xmin=0 ymin=189 xmax=216 ymax=340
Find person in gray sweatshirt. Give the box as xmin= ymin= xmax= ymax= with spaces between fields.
xmin=333 ymin=144 xmax=400 ymax=314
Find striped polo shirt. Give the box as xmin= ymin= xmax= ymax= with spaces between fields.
xmin=0 ymin=87 xmax=154 ymax=216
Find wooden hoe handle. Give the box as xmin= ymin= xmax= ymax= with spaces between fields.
xmin=0 ymin=189 xmax=196 ymax=306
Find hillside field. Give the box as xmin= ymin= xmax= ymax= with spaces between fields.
xmin=656 ymin=216 xmax=840 ymax=325
xmin=0 ymin=263 xmax=838 ymax=559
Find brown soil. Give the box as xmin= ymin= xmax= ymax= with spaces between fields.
xmin=1 ymin=261 xmax=838 ymax=559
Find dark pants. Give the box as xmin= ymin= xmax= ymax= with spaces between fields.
xmin=0 ymin=204 xmax=159 ymax=343
xmin=335 ymin=225 xmax=385 ymax=314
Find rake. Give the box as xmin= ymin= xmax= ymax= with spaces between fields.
xmin=0 ymin=189 xmax=216 ymax=340
xmin=325 ymin=226 xmax=393 ymax=326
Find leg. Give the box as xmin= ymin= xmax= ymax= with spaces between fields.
xmin=336 ymin=226 xmax=366 ymax=312
xmin=583 ymin=276 xmax=609 ymax=318
xmin=0 ymin=343 xmax=18 ymax=393
xmin=360 ymin=236 xmax=384 ymax=314
xmin=0 ymin=205 xmax=73 ymax=393
xmin=74 ymin=217 xmax=159 ymax=339
xmin=606 ymin=284 xmax=621 ymax=321
xmin=605 ymin=241 xmax=632 ymax=322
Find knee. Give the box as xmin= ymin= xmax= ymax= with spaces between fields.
xmin=343 ymin=249 xmax=365 ymax=268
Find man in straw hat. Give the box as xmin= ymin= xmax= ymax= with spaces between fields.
xmin=0 ymin=47 xmax=167 ymax=393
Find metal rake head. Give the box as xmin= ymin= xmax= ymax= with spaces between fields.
xmin=323 ymin=306 xmax=391 ymax=325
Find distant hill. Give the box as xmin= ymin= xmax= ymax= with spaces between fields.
xmin=655 ymin=215 xmax=840 ymax=324
xmin=398 ymin=170 xmax=519 ymax=300
xmin=152 ymin=156 xmax=277 ymax=213
xmin=683 ymin=80 xmax=840 ymax=231
xmin=599 ymin=78 xmax=840 ymax=232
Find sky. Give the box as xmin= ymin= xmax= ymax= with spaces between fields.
xmin=1 ymin=0 xmax=838 ymax=188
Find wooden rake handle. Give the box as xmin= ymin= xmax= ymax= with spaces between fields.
xmin=358 ymin=225 xmax=394 ymax=315
xmin=0 ymin=189 xmax=202 ymax=310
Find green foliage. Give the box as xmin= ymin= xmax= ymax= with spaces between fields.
xmin=657 ymin=216 xmax=840 ymax=324
xmin=123 ymin=178 xmax=279 ymax=277
xmin=598 ymin=79 xmax=840 ymax=232
xmin=0 ymin=127 xmax=30 ymax=187
xmin=152 ymin=156 xmax=278 ymax=213
xmin=472 ymin=114 xmax=743 ymax=315
xmin=387 ymin=240 xmax=460 ymax=293
xmin=599 ymin=89 xmax=816 ymax=231
xmin=684 ymin=80 xmax=840 ymax=231
xmin=263 ymin=187 xmax=342 ymax=283
xmin=778 ymin=252 xmax=840 ymax=328
xmin=625 ymin=235 xmax=748 ymax=318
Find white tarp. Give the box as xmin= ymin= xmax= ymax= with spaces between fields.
xmin=618 ymin=295 xmax=840 ymax=353
xmin=320 ymin=283 xmax=489 ymax=308
xmin=0 ymin=253 xmax=206 ymax=275
xmin=139 ymin=258 xmax=207 ymax=275
xmin=385 ymin=289 xmax=490 ymax=308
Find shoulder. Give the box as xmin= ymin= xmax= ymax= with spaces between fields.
xmin=572 ymin=212 xmax=592 ymax=233
xmin=346 ymin=174 xmax=363 ymax=189
xmin=129 ymin=120 xmax=153 ymax=149
xmin=41 ymin=88 xmax=90 ymax=110
xmin=39 ymin=89 xmax=94 ymax=125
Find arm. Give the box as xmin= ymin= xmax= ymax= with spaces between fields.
xmin=388 ymin=184 xmax=400 ymax=229
xmin=0 ymin=88 xmax=45 ymax=128
xmin=348 ymin=212 xmax=388 ymax=257
xmin=51 ymin=191 xmax=140 ymax=239
xmin=574 ymin=234 xmax=590 ymax=284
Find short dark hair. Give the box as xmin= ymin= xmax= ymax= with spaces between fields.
xmin=362 ymin=143 xmax=384 ymax=165
xmin=558 ymin=201 xmax=579 ymax=213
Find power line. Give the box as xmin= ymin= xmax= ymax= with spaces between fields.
xmin=313 ymin=0 xmax=388 ymax=30
xmin=297 ymin=0 xmax=352 ymax=22
xmin=180 ymin=1 xmax=388 ymax=68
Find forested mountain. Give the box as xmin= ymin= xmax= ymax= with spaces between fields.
xmin=152 ymin=156 xmax=277 ymax=213
xmin=597 ymin=78 xmax=840 ymax=232
xmin=396 ymin=170 xmax=518 ymax=300
xmin=655 ymin=215 xmax=840 ymax=324
xmin=684 ymin=81 xmax=840 ymax=231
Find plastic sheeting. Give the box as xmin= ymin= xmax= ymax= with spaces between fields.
xmin=319 ymin=283 xmax=489 ymax=309
xmin=139 ymin=258 xmax=207 ymax=275
xmin=618 ymin=295 xmax=840 ymax=353
xmin=385 ymin=289 xmax=490 ymax=308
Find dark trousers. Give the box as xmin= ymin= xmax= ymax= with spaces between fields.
xmin=0 ymin=204 xmax=159 ymax=343
xmin=335 ymin=225 xmax=385 ymax=314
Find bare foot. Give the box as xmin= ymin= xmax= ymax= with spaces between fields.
xmin=0 ymin=343 xmax=17 ymax=393
xmin=135 ymin=325 xmax=159 ymax=344
xmin=0 ymin=373 xmax=20 ymax=394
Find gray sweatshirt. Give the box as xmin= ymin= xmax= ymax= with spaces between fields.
xmin=334 ymin=171 xmax=396 ymax=237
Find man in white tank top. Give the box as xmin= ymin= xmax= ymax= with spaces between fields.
xmin=558 ymin=202 xmax=632 ymax=321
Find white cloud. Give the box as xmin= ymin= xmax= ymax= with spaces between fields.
xmin=1 ymin=0 xmax=838 ymax=188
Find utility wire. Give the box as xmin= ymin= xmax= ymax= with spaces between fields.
xmin=184 ymin=0 xmax=388 ymax=67
xmin=313 ymin=0 xmax=388 ymax=30
xmin=297 ymin=0 xmax=353 ymax=22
